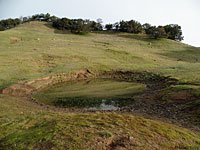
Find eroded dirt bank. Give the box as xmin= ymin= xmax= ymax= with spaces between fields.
xmin=1 ymin=69 xmax=200 ymax=133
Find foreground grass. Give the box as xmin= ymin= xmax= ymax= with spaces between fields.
xmin=0 ymin=95 xmax=200 ymax=150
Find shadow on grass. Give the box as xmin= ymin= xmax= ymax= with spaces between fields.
xmin=0 ymin=82 xmax=14 ymax=92
xmin=44 ymin=23 xmax=164 ymax=42
xmin=157 ymin=47 xmax=200 ymax=63
xmin=117 ymin=34 xmax=164 ymax=43
xmin=44 ymin=23 xmax=90 ymax=36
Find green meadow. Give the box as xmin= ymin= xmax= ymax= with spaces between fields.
xmin=0 ymin=21 xmax=200 ymax=149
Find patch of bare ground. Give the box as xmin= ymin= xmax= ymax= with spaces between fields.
xmin=93 ymin=135 xmax=184 ymax=150
xmin=107 ymin=136 xmax=138 ymax=150
xmin=1 ymin=69 xmax=200 ymax=133
xmin=10 ymin=36 xmax=22 ymax=44
xmin=2 ymin=84 xmax=37 ymax=97
xmin=33 ymin=142 xmax=55 ymax=150
xmin=1 ymin=68 xmax=95 ymax=97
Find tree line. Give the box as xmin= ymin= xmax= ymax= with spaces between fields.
xmin=52 ymin=18 xmax=103 ymax=33
xmin=0 ymin=13 xmax=184 ymax=41
xmin=0 ymin=18 xmax=21 ymax=31
xmin=105 ymin=21 xmax=183 ymax=41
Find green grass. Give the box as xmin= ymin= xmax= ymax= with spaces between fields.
xmin=1 ymin=21 xmax=200 ymax=149
xmin=0 ymin=21 xmax=200 ymax=89
xmin=184 ymin=100 xmax=200 ymax=109
xmin=194 ymin=91 xmax=200 ymax=97
xmin=169 ymin=85 xmax=199 ymax=92
xmin=0 ymin=95 xmax=200 ymax=150
xmin=99 ymin=131 xmax=113 ymax=138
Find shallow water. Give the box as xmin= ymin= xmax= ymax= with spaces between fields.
xmin=34 ymin=79 xmax=146 ymax=110
xmin=89 ymin=99 xmax=119 ymax=110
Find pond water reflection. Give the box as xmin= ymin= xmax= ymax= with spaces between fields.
xmin=34 ymin=79 xmax=146 ymax=110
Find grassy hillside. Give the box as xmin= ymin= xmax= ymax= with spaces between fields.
xmin=0 ymin=21 xmax=200 ymax=149
xmin=0 ymin=21 xmax=200 ymax=89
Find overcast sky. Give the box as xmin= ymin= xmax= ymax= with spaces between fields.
xmin=0 ymin=0 xmax=199 ymax=47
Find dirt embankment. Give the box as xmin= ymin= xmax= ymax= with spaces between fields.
xmin=2 ymin=68 xmax=177 ymax=98
xmin=2 ymin=69 xmax=200 ymax=132
xmin=2 ymin=68 xmax=94 ymax=97
xmin=2 ymin=69 xmax=177 ymax=97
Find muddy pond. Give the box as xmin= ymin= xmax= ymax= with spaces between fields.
xmin=33 ymin=79 xmax=146 ymax=110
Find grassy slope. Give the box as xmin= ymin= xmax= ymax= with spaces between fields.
xmin=0 ymin=21 xmax=200 ymax=89
xmin=0 ymin=22 xmax=200 ymax=149
xmin=0 ymin=95 xmax=200 ymax=150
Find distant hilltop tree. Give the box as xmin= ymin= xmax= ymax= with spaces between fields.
xmin=0 ymin=13 xmax=184 ymax=41
xmin=142 ymin=23 xmax=184 ymax=41
xmin=52 ymin=17 xmax=103 ymax=33
xmin=142 ymin=23 xmax=152 ymax=34
xmin=0 ymin=18 xmax=21 ymax=30
xmin=105 ymin=20 xmax=143 ymax=34
xmin=164 ymin=24 xmax=184 ymax=41
xmin=105 ymin=24 xmax=113 ymax=30
xmin=152 ymin=26 xmax=167 ymax=39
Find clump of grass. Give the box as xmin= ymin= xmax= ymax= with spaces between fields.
xmin=168 ymin=85 xmax=197 ymax=92
xmin=176 ymin=80 xmax=188 ymax=85
xmin=105 ymin=48 xmax=130 ymax=56
xmin=172 ymin=86 xmax=192 ymax=91
xmin=194 ymin=91 xmax=200 ymax=97
xmin=0 ymin=114 xmax=56 ymax=150
xmin=183 ymin=100 xmax=200 ymax=109
xmin=99 ymin=131 xmax=113 ymax=138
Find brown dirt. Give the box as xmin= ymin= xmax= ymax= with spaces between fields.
xmin=167 ymin=91 xmax=196 ymax=102
xmin=96 ymin=135 xmax=168 ymax=150
xmin=10 ymin=36 xmax=22 ymax=44
xmin=108 ymin=136 xmax=136 ymax=150
xmin=1 ymin=68 xmax=95 ymax=97
xmin=74 ymin=68 xmax=93 ymax=79
xmin=1 ymin=70 xmax=200 ymax=133
xmin=2 ymin=84 xmax=37 ymax=97
xmin=34 ymin=142 xmax=55 ymax=150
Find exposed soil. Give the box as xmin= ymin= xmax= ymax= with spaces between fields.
xmin=108 ymin=136 xmax=136 ymax=150
xmin=1 ymin=68 xmax=95 ymax=97
xmin=2 ymin=84 xmax=37 ymax=97
xmin=10 ymin=36 xmax=22 ymax=44
xmin=1 ymin=69 xmax=200 ymax=133
xmin=74 ymin=68 xmax=93 ymax=79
